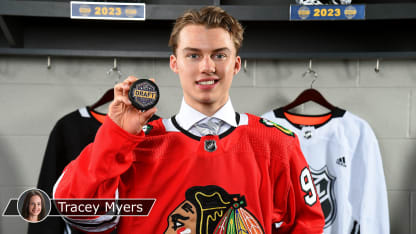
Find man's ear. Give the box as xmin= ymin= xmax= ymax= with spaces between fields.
xmin=233 ymin=56 xmax=241 ymax=75
xmin=170 ymin=54 xmax=179 ymax=74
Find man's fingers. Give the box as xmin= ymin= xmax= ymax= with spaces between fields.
xmin=113 ymin=95 xmax=132 ymax=106
xmin=126 ymin=75 xmax=138 ymax=82
xmin=142 ymin=107 xmax=158 ymax=123
xmin=125 ymin=76 xmax=139 ymax=85
xmin=114 ymin=79 xmax=134 ymax=97
xmin=114 ymin=82 xmax=125 ymax=97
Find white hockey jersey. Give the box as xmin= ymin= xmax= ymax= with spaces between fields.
xmin=262 ymin=107 xmax=389 ymax=234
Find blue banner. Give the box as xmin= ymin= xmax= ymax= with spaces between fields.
xmin=290 ymin=4 xmax=365 ymax=20
xmin=71 ymin=1 xmax=145 ymax=21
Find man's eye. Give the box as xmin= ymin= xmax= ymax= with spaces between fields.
xmin=173 ymin=221 xmax=184 ymax=230
xmin=171 ymin=214 xmax=188 ymax=231
xmin=214 ymin=53 xmax=227 ymax=59
xmin=187 ymin=54 xmax=199 ymax=59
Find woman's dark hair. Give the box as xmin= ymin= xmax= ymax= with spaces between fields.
xmin=21 ymin=190 xmax=46 ymax=221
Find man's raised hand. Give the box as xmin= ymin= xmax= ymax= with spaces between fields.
xmin=108 ymin=76 xmax=157 ymax=134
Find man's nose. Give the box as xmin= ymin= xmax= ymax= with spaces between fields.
xmin=200 ymin=56 xmax=215 ymax=73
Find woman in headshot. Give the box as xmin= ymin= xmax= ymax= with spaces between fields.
xmin=21 ymin=190 xmax=46 ymax=222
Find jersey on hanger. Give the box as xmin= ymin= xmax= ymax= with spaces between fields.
xmin=30 ymin=107 xmax=159 ymax=234
xmin=53 ymin=113 xmax=324 ymax=233
xmin=29 ymin=107 xmax=103 ymax=234
xmin=262 ymin=107 xmax=389 ymax=234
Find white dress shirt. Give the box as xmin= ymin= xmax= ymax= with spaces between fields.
xmin=175 ymin=98 xmax=237 ymax=137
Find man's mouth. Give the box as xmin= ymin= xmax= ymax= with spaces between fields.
xmin=196 ymin=79 xmax=219 ymax=85
xmin=198 ymin=80 xmax=215 ymax=85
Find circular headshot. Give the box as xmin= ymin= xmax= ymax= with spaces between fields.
xmin=17 ymin=188 xmax=51 ymax=223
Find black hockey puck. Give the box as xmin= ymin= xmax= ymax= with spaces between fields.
xmin=128 ymin=79 xmax=160 ymax=110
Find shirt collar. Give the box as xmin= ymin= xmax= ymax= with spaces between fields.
xmin=176 ymin=97 xmax=237 ymax=131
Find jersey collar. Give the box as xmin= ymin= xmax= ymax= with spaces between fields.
xmin=273 ymin=107 xmax=346 ymax=130
xmin=171 ymin=113 xmax=240 ymax=141
xmin=175 ymin=97 xmax=237 ymax=131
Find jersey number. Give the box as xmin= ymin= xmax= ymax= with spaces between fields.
xmin=300 ymin=168 xmax=317 ymax=206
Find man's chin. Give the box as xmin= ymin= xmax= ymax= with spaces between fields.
xmin=193 ymin=95 xmax=214 ymax=104
xmin=199 ymin=98 xmax=215 ymax=104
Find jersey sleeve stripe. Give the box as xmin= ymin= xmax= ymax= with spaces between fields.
xmin=62 ymin=215 xmax=120 ymax=232
xmin=53 ymin=172 xmax=120 ymax=230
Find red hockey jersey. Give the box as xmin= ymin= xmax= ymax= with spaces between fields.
xmin=53 ymin=113 xmax=324 ymax=233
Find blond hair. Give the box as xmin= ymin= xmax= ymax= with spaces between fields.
xmin=168 ymin=6 xmax=244 ymax=55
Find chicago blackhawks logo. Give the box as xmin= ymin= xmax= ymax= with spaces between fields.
xmin=310 ymin=166 xmax=337 ymax=228
xmin=164 ymin=185 xmax=264 ymax=234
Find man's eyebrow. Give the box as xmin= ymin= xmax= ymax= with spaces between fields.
xmin=181 ymin=202 xmax=194 ymax=213
xmin=212 ymin=47 xmax=231 ymax=53
xmin=172 ymin=214 xmax=190 ymax=221
xmin=183 ymin=47 xmax=201 ymax=52
xmin=182 ymin=47 xmax=231 ymax=53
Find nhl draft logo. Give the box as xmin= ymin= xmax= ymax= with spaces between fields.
xmin=128 ymin=79 xmax=160 ymax=110
xmin=310 ymin=166 xmax=337 ymax=228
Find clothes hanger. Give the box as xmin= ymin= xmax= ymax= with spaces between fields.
xmin=89 ymin=89 xmax=114 ymax=110
xmin=282 ymin=59 xmax=336 ymax=112
xmin=89 ymin=58 xmax=122 ymax=110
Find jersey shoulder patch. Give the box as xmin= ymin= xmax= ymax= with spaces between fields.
xmin=142 ymin=124 xmax=153 ymax=135
xmin=259 ymin=118 xmax=295 ymax=137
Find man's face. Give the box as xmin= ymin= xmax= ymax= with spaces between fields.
xmin=164 ymin=201 xmax=197 ymax=234
xmin=170 ymin=25 xmax=241 ymax=112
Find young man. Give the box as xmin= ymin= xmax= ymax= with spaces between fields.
xmin=53 ymin=6 xmax=324 ymax=233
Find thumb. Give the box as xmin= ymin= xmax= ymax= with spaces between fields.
xmin=141 ymin=107 xmax=158 ymax=124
